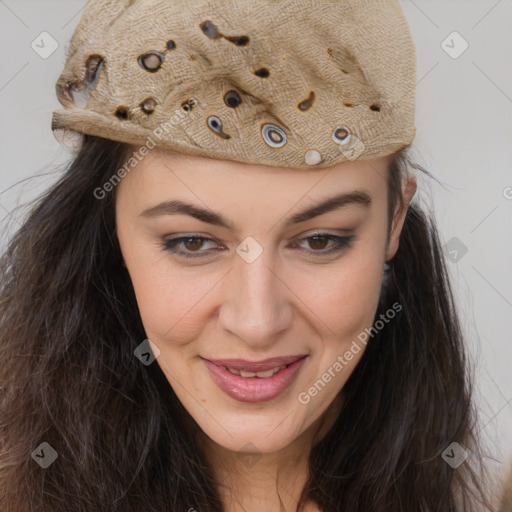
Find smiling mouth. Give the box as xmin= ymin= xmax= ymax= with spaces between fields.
xmin=223 ymin=365 xmax=287 ymax=378
xmin=202 ymin=354 xmax=308 ymax=373
xmin=201 ymin=355 xmax=309 ymax=403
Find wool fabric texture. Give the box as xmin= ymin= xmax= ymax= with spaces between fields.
xmin=51 ymin=0 xmax=417 ymax=169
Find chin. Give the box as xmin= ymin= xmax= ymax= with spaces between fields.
xmin=193 ymin=405 xmax=312 ymax=455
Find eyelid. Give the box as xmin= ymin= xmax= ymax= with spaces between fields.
xmin=161 ymin=230 xmax=355 ymax=259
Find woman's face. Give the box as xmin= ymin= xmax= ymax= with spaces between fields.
xmin=116 ymin=148 xmax=415 ymax=454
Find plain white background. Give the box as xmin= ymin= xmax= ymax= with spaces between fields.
xmin=1 ymin=0 xmax=511 ymax=499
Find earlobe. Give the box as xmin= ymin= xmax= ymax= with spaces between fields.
xmin=385 ymin=174 xmax=417 ymax=262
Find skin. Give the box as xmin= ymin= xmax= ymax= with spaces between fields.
xmin=115 ymin=147 xmax=417 ymax=512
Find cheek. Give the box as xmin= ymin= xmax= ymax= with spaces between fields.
xmin=340 ymin=262 xmax=382 ymax=331
xmin=303 ymin=253 xmax=384 ymax=343
xmin=124 ymin=250 xmax=216 ymax=344
xmin=298 ymin=253 xmax=384 ymax=407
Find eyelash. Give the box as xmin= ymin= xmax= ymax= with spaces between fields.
xmin=161 ymin=233 xmax=355 ymax=259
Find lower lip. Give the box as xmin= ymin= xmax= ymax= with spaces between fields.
xmin=203 ymin=357 xmax=308 ymax=403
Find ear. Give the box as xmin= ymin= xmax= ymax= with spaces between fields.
xmin=384 ymin=173 xmax=417 ymax=262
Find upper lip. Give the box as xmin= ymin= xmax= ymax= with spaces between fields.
xmin=203 ymin=355 xmax=308 ymax=372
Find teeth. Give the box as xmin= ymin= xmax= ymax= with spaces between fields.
xmin=252 ymin=369 xmax=276 ymax=378
xmin=225 ymin=366 xmax=284 ymax=378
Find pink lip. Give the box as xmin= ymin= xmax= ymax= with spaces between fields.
xmin=202 ymin=355 xmax=308 ymax=403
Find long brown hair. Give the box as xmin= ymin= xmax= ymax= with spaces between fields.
xmin=0 ymin=135 xmax=493 ymax=511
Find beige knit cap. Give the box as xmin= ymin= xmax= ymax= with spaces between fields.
xmin=51 ymin=0 xmax=417 ymax=169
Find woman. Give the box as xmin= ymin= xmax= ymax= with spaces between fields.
xmin=0 ymin=0 xmax=494 ymax=510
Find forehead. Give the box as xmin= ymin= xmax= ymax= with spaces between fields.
xmin=120 ymin=147 xmax=392 ymax=195
xmin=115 ymin=148 xmax=394 ymax=239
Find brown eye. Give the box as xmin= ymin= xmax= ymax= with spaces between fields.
xmin=307 ymin=235 xmax=330 ymax=251
xmin=183 ymin=238 xmax=205 ymax=251
xmin=292 ymin=233 xmax=355 ymax=257
xmin=162 ymin=236 xmax=221 ymax=259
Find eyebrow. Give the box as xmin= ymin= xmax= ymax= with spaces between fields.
xmin=139 ymin=190 xmax=372 ymax=229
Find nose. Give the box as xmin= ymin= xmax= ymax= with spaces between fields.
xmin=217 ymin=250 xmax=294 ymax=348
